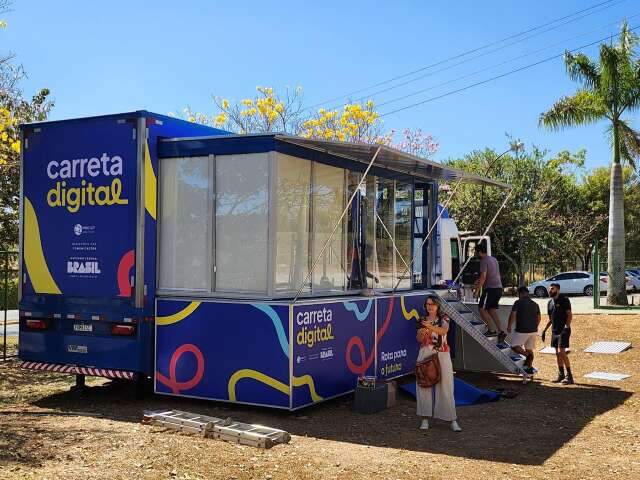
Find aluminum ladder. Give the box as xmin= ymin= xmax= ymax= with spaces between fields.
xmin=431 ymin=290 xmax=530 ymax=379
xmin=142 ymin=410 xmax=291 ymax=449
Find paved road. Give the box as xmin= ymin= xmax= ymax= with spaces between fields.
xmin=2 ymin=322 xmax=18 ymax=337
xmin=500 ymin=294 xmax=640 ymax=314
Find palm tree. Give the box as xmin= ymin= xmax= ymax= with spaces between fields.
xmin=540 ymin=21 xmax=640 ymax=305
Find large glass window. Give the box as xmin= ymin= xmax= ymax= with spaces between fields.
xmin=157 ymin=150 xmax=415 ymax=297
xmin=215 ymin=153 xmax=269 ymax=293
xmin=372 ymin=178 xmax=396 ymax=289
xmin=312 ymin=163 xmax=346 ymax=292
xmin=395 ymin=182 xmax=413 ymax=289
xmin=274 ymin=153 xmax=311 ymax=293
xmin=158 ymin=156 xmax=212 ymax=291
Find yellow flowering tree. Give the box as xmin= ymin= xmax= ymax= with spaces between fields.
xmin=180 ymin=86 xmax=438 ymax=154
xmin=0 ymin=89 xmax=52 ymax=250
xmin=300 ymin=100 xmax=393 ymax=144
xmin=181 ymin=85 xmax=306 ymax=134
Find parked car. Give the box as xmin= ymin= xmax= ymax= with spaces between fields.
xmin=600 ymin=271 xmax=634 ymax=292
xmin=527 ymin=271 xmax=605 ymax=297
xmin=626 ymin=269 xmax=640 ymax=286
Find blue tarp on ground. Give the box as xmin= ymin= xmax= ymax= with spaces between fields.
xmin=401 ymin=378 xmax=500 ymax=406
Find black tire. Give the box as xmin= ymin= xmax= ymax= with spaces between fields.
xmin=534 ymin=286 xmax=548 ymax=297
xmin=584 ymin=285 xmax=594 ymax=296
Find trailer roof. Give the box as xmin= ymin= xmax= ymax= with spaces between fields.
xmin=160 ymin=133 xmax=510 ymax=189
xmin=275 ymin=135 xmax=511 ymax=189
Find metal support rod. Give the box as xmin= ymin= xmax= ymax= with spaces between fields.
xmin=392 ymin=177 xmax=464 ymax=294
xmin=451 ymin=188 xmax=513 ymax=287
xmin=293 ymin=146 xmax=382 ymax=303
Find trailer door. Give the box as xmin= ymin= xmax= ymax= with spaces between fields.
xmin=21 ymin=116 xmax=140 ymax=302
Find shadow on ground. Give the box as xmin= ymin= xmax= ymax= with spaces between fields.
xmin=17 ymin=371 xmax=631 ymax=466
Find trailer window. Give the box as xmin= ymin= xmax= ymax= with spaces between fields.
xmin=274 ymin=154 xmax=311 ymax=293
xmin=450 ymin=239 xmax=460 ymax=279
xmin=312 ymin=163 xmax=347 ymax=292
xmin=363 ymin=177 xmax=413 ymax=291
xmin=158 ymin=156 xmax=212 ymax=291
xmin=395 ymin=182 xmax=413 ymax=289
xmin=215 ymin=153 xmax=269 ymax=293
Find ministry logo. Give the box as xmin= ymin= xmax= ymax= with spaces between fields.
xmin=73 ymin=224 xmax=83 ymax=236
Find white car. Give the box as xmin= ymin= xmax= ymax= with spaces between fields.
xmin=527 ymin=271 xmax=605 ymax=297
xmin=625 ymin=270 xmax=640 ymax=291
xmin=600 ymin=272 xmax=634 ymax=292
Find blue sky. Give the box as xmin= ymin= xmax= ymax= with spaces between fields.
xmin=3 ymin=0 xmax=638 ymax=170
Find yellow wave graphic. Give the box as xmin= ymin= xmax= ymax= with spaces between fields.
xmin=228 ymin=369 xmax=289 ymax=401
xmin=227 ymin=369 xmax=323 ymax=403
xmin=292 ymin=374 xmax=323 ymax=402
xmin=24 ymin=197 xmax=61 ymax=294
xmin=401 ymin=296 xmax=420 ymax=321
xmin=156 ymin=301 xmax=201 ymax=325
xmin=144 ymin=141 xmax=157 ymax=220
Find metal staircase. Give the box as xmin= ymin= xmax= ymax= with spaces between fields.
xmin=431 ymin=290 xmax=529 ymax=378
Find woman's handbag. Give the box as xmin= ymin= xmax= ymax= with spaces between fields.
xmin=415 ymin=352 xmax=441 ymax=388
xmin=415 ymin=316 xmax=443 ymax=388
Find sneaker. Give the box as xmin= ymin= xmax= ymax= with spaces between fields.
xmin=497 ymin=331 xmax=507 ymax=344
xmin=562 ymin=375 xmax=575 ymax=385
xmin=419 ymin=419 xmax=429 ymax=430
xmin=483 ymin=330 xmax=498 ymax=337
xmin=523 ymin=366 xmax=535 ymax=375
xmin=552 ymin=373 xmax=565 ymax=383
xmin=450 ymin=420 xmax=462 ymax=432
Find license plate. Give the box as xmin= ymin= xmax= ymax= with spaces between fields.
xmin=73 ymin=324 xmax=92 ymax=332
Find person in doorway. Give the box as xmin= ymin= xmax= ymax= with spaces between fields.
xmin=507 ymin=286 xmax=541 ymax=374
xmin=474 ymin=242 xmax=506 ymax=343
xmin=541 ymin=282 xmax=574 ymax=384
xmin=416 ymin=295 xmax=462 ymax=432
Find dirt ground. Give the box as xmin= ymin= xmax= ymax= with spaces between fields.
xmin=1 ymin=314 xmax=638 ymax=480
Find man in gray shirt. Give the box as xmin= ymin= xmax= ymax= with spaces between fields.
xmin=474 ymin=243 xmax=505 ymax=343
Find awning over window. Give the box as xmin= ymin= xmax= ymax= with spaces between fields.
xmin=159 ymin=132 xmax=510 ymax=189
xmin=276 ymin=135 xmax=511 ymax=189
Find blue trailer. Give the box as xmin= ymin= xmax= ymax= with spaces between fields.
xmin=19 ymin=112 xmax=525 ymax=407
xmin=18 ymin=111 xmax=225 ymax=384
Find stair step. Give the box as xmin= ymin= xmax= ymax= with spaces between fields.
xmin=513 ymin=358 xmax=525 ymax=369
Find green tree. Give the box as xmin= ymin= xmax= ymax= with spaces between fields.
xmin=539 ymin=21 xmax=640 ymax=305
xmin=581 ymin=166 xmax=640 ymax=267
xmin=445 ymin=146 xmax=586 ymax=286
xmin=0 ymin=89 xmax=53 ymax=251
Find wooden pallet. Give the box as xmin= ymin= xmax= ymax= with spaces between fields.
xmin=142 ymin=409 xmax=291 ymax=449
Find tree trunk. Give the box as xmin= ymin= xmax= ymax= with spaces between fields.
xmin=607 ymin=124 xmax=628 ymax=305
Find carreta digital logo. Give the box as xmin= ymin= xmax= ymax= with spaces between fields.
xmin=46 ymin=153 xmax=128 ymax=213
xmin=296 ymin=307 xmax=335 ymax=348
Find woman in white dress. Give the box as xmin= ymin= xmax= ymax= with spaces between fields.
xmin=416 ymin=295 xmax=461 ymax=432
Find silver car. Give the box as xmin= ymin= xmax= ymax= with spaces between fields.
xmin=527 ymin=271 xmax=603 ymax=297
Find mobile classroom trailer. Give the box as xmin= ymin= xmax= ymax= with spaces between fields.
xmin=18 ymin=111 xmax=509 ymax=409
